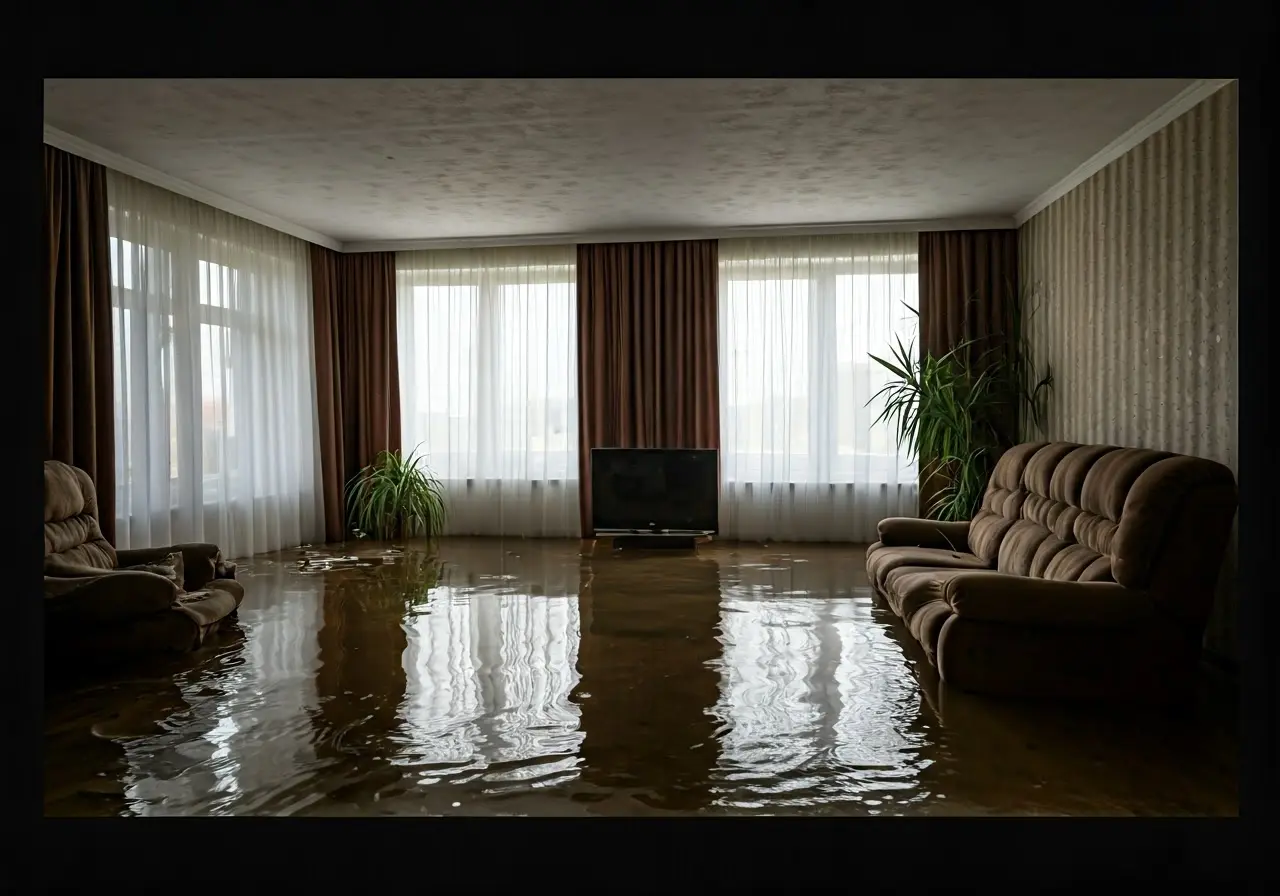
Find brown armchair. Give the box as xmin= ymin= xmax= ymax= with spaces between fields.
xmin=43 ymin=461 xmax=245 ymax=658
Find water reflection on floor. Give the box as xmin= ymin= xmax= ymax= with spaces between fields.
xmin=43 ymin=539 xmax=1238 ymax=816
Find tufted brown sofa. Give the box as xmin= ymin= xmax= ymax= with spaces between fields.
xmin=866 ymin=442 xmax=1237 ymax=701
xmin=44 ymin=460 xmax=245 ymax=660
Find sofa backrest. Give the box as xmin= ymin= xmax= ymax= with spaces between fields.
xmin=969 ymin=442 xmax=1237 ymax=626
xmin=44 ymin=460 xmax=117 ymax=572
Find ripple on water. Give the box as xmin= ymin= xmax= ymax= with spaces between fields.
xmin=43 ymin=540 xmax=1238 ymax=817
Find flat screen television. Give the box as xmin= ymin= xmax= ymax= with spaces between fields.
xmin=590 ymin=448 xmax=719 ymax=535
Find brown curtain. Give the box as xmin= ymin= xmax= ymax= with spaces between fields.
xmin=576 ymin=239 xmax=719 ymax=536
xmin=918 ymin=229 xmax=1019 ymax=367
xmin=310 ymin=246 xmax=402 ymax=543
xmin=917 ymin=229 xmax=1020 ymax=513
xmin=44 ymin=145 xmax=116 ymax=542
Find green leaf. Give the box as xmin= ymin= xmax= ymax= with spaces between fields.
xmin=344 ymin=443 xmax=449 ymax=541
xmin=865 ymin=281 xmax=1055 ymax=520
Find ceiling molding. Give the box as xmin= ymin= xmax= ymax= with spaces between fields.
xmin=1013 ymin=79 xmax=1234 ymax=227
xmin=342 ymin=216 xmax=1017 ymax=254
xmin=43 ymin=125 xmax=344 ymax=251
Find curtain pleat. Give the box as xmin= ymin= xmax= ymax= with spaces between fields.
xmin=44 ymin=145 xmax=116 ymax=542
xmin=917 ymin=229 xmax=1020 ymax=513
xmin=576 ymin=240 xmax=720 ymax=536
xmin=918 ymin=229 xmax=1019 ymax=369
xmin=310 ymin=247 xmax=402 ymax=543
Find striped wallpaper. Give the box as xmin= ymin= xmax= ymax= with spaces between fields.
xmin=1019 ymin=81 xmax=1239 ymax=660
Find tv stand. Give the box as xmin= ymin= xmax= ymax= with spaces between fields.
xmin=590 ymin=530 xmax=713 ymax=552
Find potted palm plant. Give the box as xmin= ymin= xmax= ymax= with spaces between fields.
xmin=344 ymin=445 xmax=448 ymax=541
xmin=869 ymin=288 xmax=1053 ymax=522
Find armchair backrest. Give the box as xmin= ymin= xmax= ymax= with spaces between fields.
xmin=44 ymin=461 xmax=117 ymax=572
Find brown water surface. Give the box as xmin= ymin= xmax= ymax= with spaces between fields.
xmin=44 ymin=539 xmax=1238 ymax=816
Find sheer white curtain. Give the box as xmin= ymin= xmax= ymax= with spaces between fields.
xmin=108 ymin=172 xmax=323 ymax=559
xmin=718 ymin=234 xmax=920 ymax=543
xmin=396 ymin=246 xmax=579 ymax=537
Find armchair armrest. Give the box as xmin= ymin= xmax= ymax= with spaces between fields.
xmin=44 ymin=571 xmax=179 ymax=626
xmin=117 ymin=543 xmax=224 ymax=591
xmin=877 ymin=517 xmax=971 ymax=551
xmin=943 ymin=573 xmax=1155 ymax=627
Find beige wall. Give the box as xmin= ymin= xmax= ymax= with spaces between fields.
xmin=1019 ymin=82 xmax=1238 ymax=659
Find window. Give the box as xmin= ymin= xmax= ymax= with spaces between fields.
xmin=717 ymin=234 xmax=920 ymax=541
xmin=107 ymin=172 xmax=322 ymax=557
xmin=112 ymin=245 xmax=245 ymax=499
xmin=397 ymin=247 xmax=579 ymax=537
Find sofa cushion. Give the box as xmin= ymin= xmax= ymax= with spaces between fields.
xmin=880 ymin=566 xmax=983 ymax=663
xmin=882 ymin=566 xmax=979 ymax=618
xmin=174 ymin=588 xmax=240 ymax=631
xmin=121 ymin=551 xmax=185 ymax=589
xmin=204 ymin=577 xmax=246 ymax=611
xmin=882 ymin=566 xmax=946 ymax=619
xmin=44 ymin=571 xmax=180 ymax=627
xmin=942 ymin=572 xmax=1154 ymax=627
xmin=866 ymin=544 xmax=990 ymax=594
xmin=967 ymin=442 xmax=1044 ymax=562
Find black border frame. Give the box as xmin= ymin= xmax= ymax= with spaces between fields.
xmin=20 ymin=0 xmax=1273 ymax=886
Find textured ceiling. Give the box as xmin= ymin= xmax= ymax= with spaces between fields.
xmin=43 ymin=78 xmax=1194 ymax=243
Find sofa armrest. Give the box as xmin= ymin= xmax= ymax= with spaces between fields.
xmin=117 ymin=543 xmax=224 ymax=591
xmin=943 ymin=573 xmax=1155 ymax=628
xmin=877 ymin=517 xmax=971 ymax=551
xmin=44 ymin=571 xmax=179 ymax=626
xmin=45 ymin=558 xmax=121 ymax=579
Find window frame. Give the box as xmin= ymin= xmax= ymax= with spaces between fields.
xmin=720 ymin=253 xmax=920 ymax=486
xmin=110 ymin=233 xmax=296 ymax=507
xmin=399 ymin=261 xmax=579 ymax=484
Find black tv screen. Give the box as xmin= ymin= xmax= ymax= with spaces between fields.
xmin=591 ymin=448 xmax=719 ymax=534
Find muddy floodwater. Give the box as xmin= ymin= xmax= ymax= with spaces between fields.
xmin=44 ymin=539 xmax=1238 ymax=816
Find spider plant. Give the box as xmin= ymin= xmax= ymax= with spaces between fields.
xmin=868 ymin=286 xmax=1053 ymax=522
xmin=344 ymin=446 xmax=448 ymax=541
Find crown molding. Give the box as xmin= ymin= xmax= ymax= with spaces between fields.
xmin=1014 ymin=79 xmax=1234 ymax=227
xmin=342 ymin=216 xmax=1016 ymax=253
xmin=43 ymin=125 xmax=344 ymax=251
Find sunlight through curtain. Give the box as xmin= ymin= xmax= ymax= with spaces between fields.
xmin=396 ymin=247 xmax=578 ymax=537
xmin=718 ymin=234 xmax=920 ymax=542
xmin=107 ymin=172 xmax=323 ymax=558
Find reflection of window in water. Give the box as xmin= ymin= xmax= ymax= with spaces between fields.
xmin=118 ymin=587 xmax=324 ymax=815
xmin=398 ymin=586 xmax=584 ymax=771
xmin=710 ymin=577 xmax=930 ymax=807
